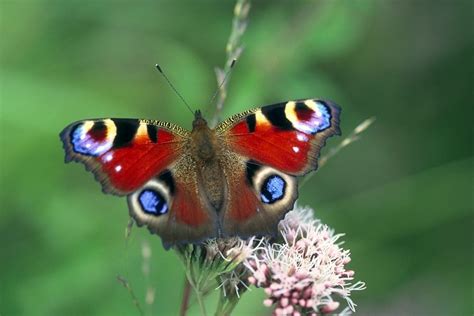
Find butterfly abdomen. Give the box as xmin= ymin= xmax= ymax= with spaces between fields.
xmin=200 ymin=160 xmax=225 ymax=211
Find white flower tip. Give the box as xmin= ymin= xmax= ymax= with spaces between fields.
xmin=263 ymin=299 xmax=273 ymax=307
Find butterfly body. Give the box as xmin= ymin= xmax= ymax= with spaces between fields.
xmin=61 ymin=99 xmax=341 ymax=248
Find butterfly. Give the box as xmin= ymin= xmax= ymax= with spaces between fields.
xmin=60 ymin=99 xmax=340 ymax=248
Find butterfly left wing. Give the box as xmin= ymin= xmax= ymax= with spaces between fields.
xmin=216 ymin=99 xmax=341 ymax=237
xmin=60 ymin=118 xmax=218 ymax=247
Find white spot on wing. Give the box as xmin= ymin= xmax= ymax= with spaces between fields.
xmin=115 ymin=165 xmax=122 ymax=172
xmin=297 ymin=133 xmax=309 ymax=142
xmin=103 ymin=153 xmax=113 ymax=163
xmin=292 ymin=146 xmax=300 ymax=153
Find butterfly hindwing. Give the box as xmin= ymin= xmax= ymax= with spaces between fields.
xmin=60 ymin=118 xmax=188 ymax=195
xmin=127 ymin=165 xmax=217 ymax=248
xmin=220 ymin=156 xmax=298 ymax=238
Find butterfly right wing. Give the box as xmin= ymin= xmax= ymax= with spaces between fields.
xmin=216 ymin=99 xmax=341 ymax=176
xmin=215 ymin=99 xmax=341 ymax=238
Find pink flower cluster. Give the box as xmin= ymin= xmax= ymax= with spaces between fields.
xmin=245 ymin=206 xmax=365 ymax=316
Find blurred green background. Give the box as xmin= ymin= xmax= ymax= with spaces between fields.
xmin=1 ymin=0 xmax=472 ymax=315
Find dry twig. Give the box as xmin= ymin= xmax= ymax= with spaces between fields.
xmin=210 ymin=0 xmax=251 ymax=127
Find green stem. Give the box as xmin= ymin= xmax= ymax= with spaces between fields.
xmin=188 ymin=277 xmax=207 ymax=316
xmin=184 ymin=260 xmax=207 ymax=316
xmin=214 ymin=288 xmax=226 ymax=316
xmin=195 ymin=290 xmax=207 ymax=316
xmin=222 ymin=300 xmax=239 ymax=316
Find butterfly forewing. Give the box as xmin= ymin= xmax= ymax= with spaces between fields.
xmin=60 ymin=118 xmax=188 ymax=195
xmin=217 ymin=99 xmax=341 ymax=176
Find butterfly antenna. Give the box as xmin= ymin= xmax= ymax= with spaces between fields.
xmin=155 ymin=64 xmax=194 ymax=115
xmin=209 ymin=59 xmax=236 ymax=105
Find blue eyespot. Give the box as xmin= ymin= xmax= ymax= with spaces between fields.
xmin=314 ymin=102 xmax=331 ymax=132
xmin=138 ymin=189 xmax=168 ymax=215
xmin=292 ymin=101 xmax=332 ymax=134
xmin=260 ymin=175 xmax=286 ymax=204
xmin=71 ymin=123 xmax=112 ymax=156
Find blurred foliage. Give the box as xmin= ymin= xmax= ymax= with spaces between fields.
xmin=0 ymin=0 xmax=472 ymax=315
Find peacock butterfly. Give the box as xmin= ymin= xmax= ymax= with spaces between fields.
xmin=60 ymin=99 xmax=340 ymax=248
